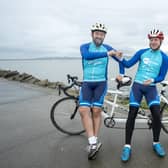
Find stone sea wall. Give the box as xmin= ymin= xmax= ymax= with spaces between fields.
xmin=0 ymin=69 xmax=65 ymax=89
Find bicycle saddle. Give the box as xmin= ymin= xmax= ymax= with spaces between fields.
xmin=116 ymin=75 xmax=132 ymax=89
xmin=160 ymin=81 xmax=168 ymax=87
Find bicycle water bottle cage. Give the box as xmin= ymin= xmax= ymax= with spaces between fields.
xmin=116 ymin=76 xmax=132 ymax=90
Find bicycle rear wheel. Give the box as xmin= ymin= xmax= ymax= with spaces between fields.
xmin=50 ymin=97 xmax=85 ymax=135
xmin=160 ymin=103 xmax=168 ymax=134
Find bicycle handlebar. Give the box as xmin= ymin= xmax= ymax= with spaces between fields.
xmin=67 ymin=74 xmax=78 ymax=83
xmin=58 ymin=74 xmax=82 ymax=97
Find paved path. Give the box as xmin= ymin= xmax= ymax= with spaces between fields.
xmin=0 ymin=78 xmax=168 ymax=168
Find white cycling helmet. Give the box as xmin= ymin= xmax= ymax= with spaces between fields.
xmin=148 ymin=29 xmax=164 ymax=40
xmin=91 ymin=23 xmax=107 ymax=33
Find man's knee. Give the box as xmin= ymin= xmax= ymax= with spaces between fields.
xmin=128 ymin=106 xmax=139 ymax=120
xmin=150 ymin=104 xmax=160 ymax=112
xmin=79 ymin=107 xmax=90 ymax=118
xmin=92 ymin=107 xmax=102 ymax=117
xmin=150 ymin=105 xmax=161 ymax=120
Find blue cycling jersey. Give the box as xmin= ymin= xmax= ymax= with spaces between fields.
xmin=121 ymin=48 xmax=168 ymax=84
xmin=135 ymin=49 xmax=162 ymax=84
xmin=80 ymin=42 xmax=125 ymax=82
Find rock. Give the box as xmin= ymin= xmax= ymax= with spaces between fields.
xmin=19 ymin=73 xmax=32 ymax=82
xmin=36 ymin=79 xmax=49 ymax=86
xmin=47 ymin=82 xmax=57 ymax=89
xmin=21 ymin=76 xmax=34 ymax=82
xmin=0 ymin=70 xmax=10 ymax=77
xmin=4 ymin=71 xmax=19 ymax=78
xmin=7 ymin=76 xmax=18 ymax=81
xmin=27 ymin=78 xmax=40 ymax=84
xmin=0 ymin=69 xmax=5 ymax=77
xmin=12 ymin=74 xmax=22 ymax=81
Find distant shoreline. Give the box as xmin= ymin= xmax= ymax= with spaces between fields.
xmin=0 ymin=57 xmax=81 ymax=61
xmin=0 ymin=55 xmax=132 ymax=61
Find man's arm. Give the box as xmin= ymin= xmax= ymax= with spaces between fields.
xmin=153 ymin=53 xmax=168 ymax=83
xmin=80 ymin=44 xmax=108 ymax=60
xmin=103 ymin=44 xmax=123 ymax=58
xmin=121 ymin=50 xmax=143 ymax=68
xmin=104 ymin=44 xmax=125 ymax=76
xmin=112 ymin=49 xmax=148 ymax=68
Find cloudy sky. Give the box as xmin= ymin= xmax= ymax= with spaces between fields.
xmin=0 ymin=0 xmax=168 ymax=59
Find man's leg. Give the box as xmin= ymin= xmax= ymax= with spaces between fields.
xmin=121 ymin=82 xmax=142 ymax=162
xmin=92 ymin=107 xmax=102 ymax=137
xmin=86 ymin=81 xmax=106 ymax=159
xmin=150 ymin=105 xmax=166 ymax=157
xmin=150 ymin=105 xmax=161 ymax=142
xmin=145 ymin=85 xmax=166 ymax=157
xmin=79 ymin=106 xmax=101 ymax=160
xmin=79 ymin=82 xmax=95 ymax=139
xmin=125 ymin=106 xmax=139 ymax=144
xmin=79 ymin=107 xmax=94 ymax=138
xmin=92 ymin=81 xmax=107 ymax=137
xmin=121 ymin=106 xmax=139 ymax=162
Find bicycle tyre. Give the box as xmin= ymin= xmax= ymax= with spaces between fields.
xmin=50 ymin=97 xmax=85 ymax=135
xmin=160 ymin=103 xmax=168 ymax=134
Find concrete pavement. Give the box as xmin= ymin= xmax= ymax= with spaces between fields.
xmin=0 ymin=78 xmax=168 ymax=168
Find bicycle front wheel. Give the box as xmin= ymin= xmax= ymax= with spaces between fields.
xmin=50 ymin=97 xmax=85 ymax=135
xmin=160 ymin=103 xmax=168 ymax=134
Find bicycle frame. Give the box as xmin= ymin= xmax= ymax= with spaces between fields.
xmin=102 ymin=80 xmax=168 ymax=128
xmin=102 ymin=90 xmax=150 ymax=126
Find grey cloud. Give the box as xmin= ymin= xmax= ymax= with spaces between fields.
xmin=0 ymin=0 xmax=168 ymax=59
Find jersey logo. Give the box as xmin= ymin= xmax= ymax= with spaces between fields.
xmin=87 ymin=60 xmax=103 ymax=65
xmin=143 ymin=58 xmax=150 ymax=64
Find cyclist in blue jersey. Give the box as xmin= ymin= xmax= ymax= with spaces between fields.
xmin=114 ymin=29 xmax=168 ymax=162
xmin=79 ymin=23 xmax=124 ymax=160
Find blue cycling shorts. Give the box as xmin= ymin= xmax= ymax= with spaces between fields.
xmin=130 ymin=82 xmax=160 ymax=107
xmin=79 ymin=81 xmax=107 ymax=108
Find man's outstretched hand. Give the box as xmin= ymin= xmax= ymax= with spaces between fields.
xmin=108 ymin=50 xmax=123 ymax=58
